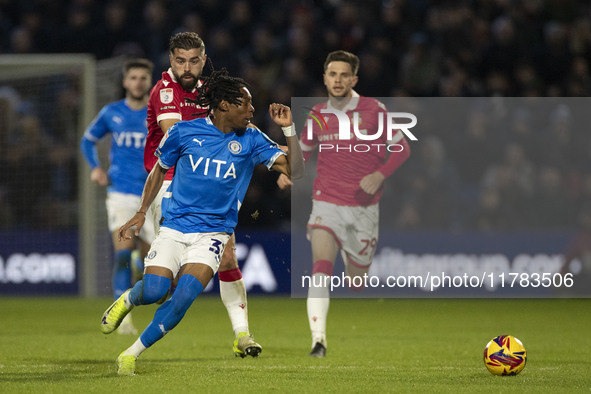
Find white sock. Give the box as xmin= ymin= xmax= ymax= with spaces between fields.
xmin=123 ymin=291 xmax=133 ymax=309
xmin=220 ymin=278 xmax=249 ymax=337
xmin=307 ymin=273 xmax=330 ymax=347
xmin=124 ymin=337 xmax=147 ymax=358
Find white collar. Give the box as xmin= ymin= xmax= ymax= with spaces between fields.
xmin=326 ymin=90 xmax=360 ymax=112
xmin=167 ymin=68 xmax=176 ymax=83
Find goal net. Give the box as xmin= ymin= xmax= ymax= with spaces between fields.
xmin=0 ymin=54 xmax=128 ymax=296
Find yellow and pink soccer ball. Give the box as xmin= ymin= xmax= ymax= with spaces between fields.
xmin=483 ymin=335 xmax=527 ymax=376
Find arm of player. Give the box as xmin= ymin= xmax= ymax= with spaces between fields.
xmin=277 ymin=173 xmax=293 ymax=189
xmin=144 ymin=117 xmax=181 ymax=173
xmin=159 ymin=118 xmax=179 ymax=134
xmin=245 ymin=122 xmax=294 ymax=182
xmin=90 ymin=167 xmax=108 ymax=186
xmin=277 ymin=115 xmax=317 ymax=190
xmin=359 ymin=136 xmax=411 ymax=195
xmin=118 ymin=163 xmax=167 ymax=241
xmin=276 ymin=144 xmax=293 ymax=189
xmin=80 ymin=136 xmax=108 ymax=186
xmin=268 ymin=103 xmax=305 ymax=179
xmin=359 ymin=172 xmax=385 ymax=195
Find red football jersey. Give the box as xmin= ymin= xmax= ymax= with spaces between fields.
xmin=301 ymin=92 xmax=403 ymax=206
xmin=145 ymin=69 xmax=205 ymax=180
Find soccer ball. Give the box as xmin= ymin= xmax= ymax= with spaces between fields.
xmin=483 ymin=335 xmax=527 ymax=376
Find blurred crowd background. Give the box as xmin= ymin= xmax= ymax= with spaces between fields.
xmin=1 ymin=0 xmax=591 ymax=233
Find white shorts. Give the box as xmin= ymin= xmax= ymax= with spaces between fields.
xmin=147 ymin=180 xmax=172 ymax=235
xmin=307 ymin=200 xmax=379 ymax=268
xmin=106 ymin=191 xmax=156 ymax=243
xmin=144 ymin=227 xmax=230 ymax=276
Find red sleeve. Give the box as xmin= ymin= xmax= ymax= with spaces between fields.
xmin=152 ymin=86 xmax=183 ymax=124
xmin=144 ymin=126 xmax=163 ymax=173
xmin=378 ymin=135 xmax=410 ymax=178
xmin=144 ymin=80 xmax=183 ymax=174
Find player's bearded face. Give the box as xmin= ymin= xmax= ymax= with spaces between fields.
xmin=176 ymin=71 xmax=198 ymax=91
xmin=170 ymin=48 xmax=206 ymax=92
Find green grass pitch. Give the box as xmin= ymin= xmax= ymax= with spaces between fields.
xmin=0 ymin=296 xmax=589 ymax=393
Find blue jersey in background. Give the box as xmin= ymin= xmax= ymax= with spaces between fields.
xmin=80 ymin=99 xmax=148 ymax=195
xmin=156 ymin=117 xmax=284 ymax=234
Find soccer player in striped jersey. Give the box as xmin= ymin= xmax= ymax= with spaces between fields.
xmin=100 ymin=69 xmax=304 ymax=376
xmin=278 ymin=50 xmax=411 ymax=357
xmin=80 ymin=58 xmax=155 ymax=335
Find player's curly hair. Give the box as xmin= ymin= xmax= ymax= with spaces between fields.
xmin=190 ymin=68 xmax=249 ymax=116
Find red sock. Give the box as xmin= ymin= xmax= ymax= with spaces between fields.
xmin=312 ymin=260 xmax=334 ymax=276
xmin=219 ymin=267 xmax=242 ymax=282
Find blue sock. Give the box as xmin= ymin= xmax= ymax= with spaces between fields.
xmin=139 ymin=275 xmax=204 ymax=348
xmin=129 ymin=274 xmax=172 ymax=306
xmin=134 ymin=252 xmax=144 ymax=272
xmin=113 ymin=250 xmax=132 ymax=299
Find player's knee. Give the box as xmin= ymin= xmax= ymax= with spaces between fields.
xmin=142 ymin=274 xmax=171 ymax=304
xmin=219 ymin=252 xmax=238 ymax=270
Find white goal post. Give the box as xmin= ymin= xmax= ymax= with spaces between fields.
xmin=0 ymin=54 xmax=127 ymax=297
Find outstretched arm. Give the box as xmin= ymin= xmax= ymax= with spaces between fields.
xmin=118 ymin=163 xmax=167 ymax=241
xmin=268 ymin=103 xmax=304 ymax=179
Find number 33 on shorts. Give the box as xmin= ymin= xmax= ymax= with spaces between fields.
xmin=209 ymin=238 xmax=223 ymax=254
xmin=209 ymin=238 xmax=224 ymax=263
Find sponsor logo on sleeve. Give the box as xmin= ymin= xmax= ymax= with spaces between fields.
xmin=160 ymin=88 xmax=174 ymax=104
